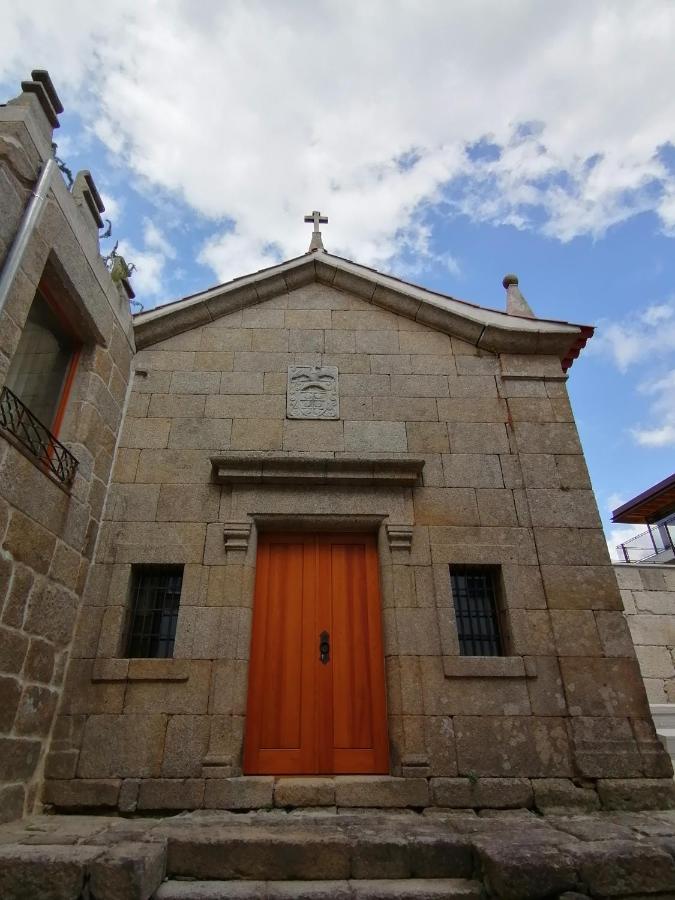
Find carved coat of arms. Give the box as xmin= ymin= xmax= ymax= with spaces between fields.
xmin=287 ymin=366 xmax=339 ymax=420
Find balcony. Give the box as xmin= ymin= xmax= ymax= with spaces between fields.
xmin=0 ymin=385 xmax=78 ymax=485
xmin=617 ymin=516 xmax=675 ymax=564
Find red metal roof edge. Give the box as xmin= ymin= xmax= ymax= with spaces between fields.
xmin=612 ymin=471 xmax=675 ymax=523
xmin=561 ymin=325 xmax=595 ymax=372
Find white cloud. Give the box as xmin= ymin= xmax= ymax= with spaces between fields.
xmin=385 ymin=220 xmax=462 ymax=284
xmin=642 ymin=304 xmax=674 ymax=326
xmin=444 ymin=255 xmax=461 ymax=278
xmin=199 ymin=229 xmax=282 ymax=284
xmin=1 ymin=1 xmax=674 ymax=282
xmin=592 ymin=300 xmax=675 ymax=449
xmin=91 ymin=117 xmax=125 ymax=156
xmin=633 ymin=424 xmax=675 ymax=447
xmin=116 ymin=241 xmax=164 ymax=297
xmin=606 ymin=492 xmax=625 ymax=515
xmin=606 ymin=522 xmax=647 ymax=563
xmin=592 ymin=300 xmax=675 ymax=372
xmin=659 ymin=181 xmax=675 ymax=236
xmin=593 ymin=323 xmax=651 ymax=372
xmin=99 ymin=191 xmax=122 ymax=224
xmin=604 ymin=494 xmax=662 ymax=564
xmin=143 ymin=218 xmax=176 ymax=259
xmin=632 ymin=370 xmax=675 ymax=448
xmin=52 ymin=133 xmax=75 ymax=160
xmin=116 ymin=220 xmax=175 ymax=298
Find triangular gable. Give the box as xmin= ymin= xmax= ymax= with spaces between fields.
xmin=133 ymin=252 xmax=593 ymax=370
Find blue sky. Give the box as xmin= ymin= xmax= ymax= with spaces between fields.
xmin=1 ymin=1 xmax=674 ymax=557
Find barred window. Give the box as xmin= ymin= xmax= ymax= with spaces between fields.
xmin=126 ymin=566 xmax=183 ymax=658
xmin=450 ymin=566 xmax=504 ymax=656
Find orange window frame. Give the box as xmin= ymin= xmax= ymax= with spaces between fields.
xmin=37 ymin=280 xmax=82 ymax=441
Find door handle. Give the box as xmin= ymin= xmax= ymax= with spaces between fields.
xmin=319 ymin=630 xmax=330 ymax=664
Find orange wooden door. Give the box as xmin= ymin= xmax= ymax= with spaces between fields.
xmin=244 ymin=533 xmax=388 ymax=775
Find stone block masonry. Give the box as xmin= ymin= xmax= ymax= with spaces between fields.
xmin=0 ymin=76 xmax=134 ymax=821
xmin=617 ymin=563 xmax=675 ymax=768
xmin=2 ymin=72 xmax=670 ymax=825
xmin=2 ymin=808 xmax=675 ymax=899
xmin=617 ymin=564 xmax=675 ymax=704
xmin=43 ymin=271 xmax=673 ymax=816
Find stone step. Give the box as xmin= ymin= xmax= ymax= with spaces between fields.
xmin=155 ymin=878 xmax=483 ymax=899
xmin=3 ymin=811 xmax=675 ymax=899
xmin=0 ymin=841 xmax=166 ymax=900
xmin=164 ymin=820 xmax=473 ymax=881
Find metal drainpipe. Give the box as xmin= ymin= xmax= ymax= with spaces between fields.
xmin=0 ymin=156 xmax=57 ymax=315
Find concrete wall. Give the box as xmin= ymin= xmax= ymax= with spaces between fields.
xmin=45 ymin=276 xmax=673 ymax=813
xmin=0 ymin=84 xmax=134 ymax=821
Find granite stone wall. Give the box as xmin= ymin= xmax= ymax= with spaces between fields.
xmin=616 ymin=564 xmax=675 ymax=703
xmin=0 ymin=81 xmax=134 ymax=820
xmin=46 ymin=274 xmax=674 ymax=813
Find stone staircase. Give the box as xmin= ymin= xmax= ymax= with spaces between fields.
xmin=155 ymin=812 xmax=481 ymax=898
xmin=2 ymin=808 xmax=675 ymax=899
xmin=155 ymin=880 xmax=481 ymax=898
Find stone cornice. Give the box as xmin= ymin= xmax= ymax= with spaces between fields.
xmin=134 ymin=253 xmax=592 ymax=369
xmin=210 ymin=454 xmax=425 ymax=486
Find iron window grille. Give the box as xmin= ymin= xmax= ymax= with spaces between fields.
xmin=126 ymin=566 xmax=183 ymax=658
xmin=0 ymin=385 xmax=78 ymax=485
xmin=450 ymin=566 xmax=504 ymax=656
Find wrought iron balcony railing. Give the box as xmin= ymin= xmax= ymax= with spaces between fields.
xmin=617 ymin=517 xmax=675 ymax=564
xmin=0 ymin=385 xmax=78 ymax=485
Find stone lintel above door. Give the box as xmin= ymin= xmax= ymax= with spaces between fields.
xmin=210 ymin=454 xmax=425 ymax=486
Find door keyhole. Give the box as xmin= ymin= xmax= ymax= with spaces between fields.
xmin=319 ymin=630 xmax=330 ymax=664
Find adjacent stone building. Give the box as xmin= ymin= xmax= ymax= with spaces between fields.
xmin=616 ymin=564 xmax=675 ymax=768
xmin=618 ymin=564 xmax=675 ymax=705
xmin=0 ymin=72 xmax=134 ymax=821
xmin=611 ymin=476 xmax=675 ymax=767
xmin=1 ymin=71 xmax=673 ymax=824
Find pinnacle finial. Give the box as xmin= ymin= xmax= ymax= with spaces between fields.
xmin=503 ymin=272 xmax=535 ymax=318
xmin=304 ymin=209 xmax=327 ymax=252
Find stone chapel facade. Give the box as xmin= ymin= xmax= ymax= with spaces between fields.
xmin=1 ymin=72 xmax=673 ymax=823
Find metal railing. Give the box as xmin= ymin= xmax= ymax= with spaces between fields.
xmin=0 ymin=385 xmax=78 ymax=485
xmin=618 ymin=517 xmax=675 ymax=564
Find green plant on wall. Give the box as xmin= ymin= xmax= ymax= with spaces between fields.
xmin=104 ymin=241 xmax=136 ymax=283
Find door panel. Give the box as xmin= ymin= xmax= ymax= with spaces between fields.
xmin=321 ymin=535 xmax=389 ymax=774
xmin=243 ymin=536 xmax=315 ymax=774
xmin=330 ymin=542 xmax=372 ymax=751
xmin=259 ymin=542 xmax=304 ymax=750
xmin=244 ymin=532 xmax=388 ymax=775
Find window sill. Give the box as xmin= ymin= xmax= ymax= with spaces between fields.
xmin=442 ymin=656 xmax=535 ymax=679
xmin=91 ymin=658 xmax=189 ymax=683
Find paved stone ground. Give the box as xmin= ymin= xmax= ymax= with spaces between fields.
xmin=1 ymin=808 xmax=675 ymax=899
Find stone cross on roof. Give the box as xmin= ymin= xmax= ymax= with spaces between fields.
xmin=304 ymin=210 xmax=328 ymax=252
